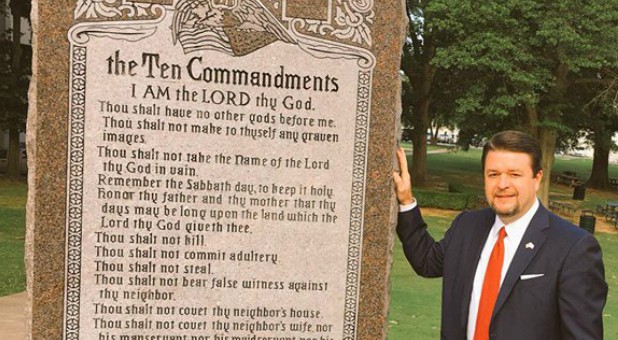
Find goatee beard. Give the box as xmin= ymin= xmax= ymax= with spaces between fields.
xmin=491 ymin=203 xmax=519 ymax=219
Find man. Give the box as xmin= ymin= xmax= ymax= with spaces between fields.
xmin=393 ymin=130 xmax=607 ymax=339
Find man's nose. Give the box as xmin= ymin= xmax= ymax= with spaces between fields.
xmin=498 ymin=174 xmax=510 ymax=188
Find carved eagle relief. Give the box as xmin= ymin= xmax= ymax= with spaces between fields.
xmin=172 ymin=0 xmax=296 ymax=56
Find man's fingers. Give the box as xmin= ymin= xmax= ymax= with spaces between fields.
xmin=396 ymin=147 xmax=410 ymax=179
xmin=393 ymin=147 xmax=414 ymax=204
xmin=393 ymin=171 xmax=403 ymax=186
xmin=393 ymin=171 xmax=406 ymax=196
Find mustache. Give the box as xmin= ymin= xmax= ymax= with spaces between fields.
xmin=493 ymin=190 xmax=516 ymax=196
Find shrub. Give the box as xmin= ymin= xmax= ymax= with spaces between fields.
xmin=414 ymin=189 xmax=479 ymax=210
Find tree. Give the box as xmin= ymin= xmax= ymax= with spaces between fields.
xmin=0 ymin=0 xmax=31 ymax=179
xmin=567 ymin=69 xmax=618 ymax=189
xmin=400 ymin=1 xmax=434 ymax=185
xmin=430 ymin=0 xmax=618 ymax=203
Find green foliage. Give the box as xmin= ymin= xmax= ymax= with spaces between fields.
xmin=1 ymin=0 xmax=32 ymax=179
xmin=0 ymin=0 xmax=32 ymax=132
xmin=0 ymin=39 xmax=30 ymax=131
xmin=413 ymin=189 xmax=478 ymax=210
xmin=424 ymin=0 xmax=618 ymax=148
xmin=402 ymin=0 xmax=618 ymax=191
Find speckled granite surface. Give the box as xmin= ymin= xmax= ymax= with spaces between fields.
xmin=26 ymin=1 xmax=406 ymax=339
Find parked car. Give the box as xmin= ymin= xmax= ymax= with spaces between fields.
xmin=437 ymin=133 xmax=456 ymax=144
xmin=401 ymin=128 xmax=414 ymax=142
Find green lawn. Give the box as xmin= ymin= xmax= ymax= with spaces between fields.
xmin=388 ymin=150 xmax=618 ymax=339
xmin=389 ymin=215 xmax=449 ymax=339
xmin=0 ymin=179 xmax=27 ymax=296
xmin=418 ymin=148 xmax=618 ymax=210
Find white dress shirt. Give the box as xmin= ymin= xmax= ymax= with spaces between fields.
xmin=466 ymin=199 xmax=539 ymax=339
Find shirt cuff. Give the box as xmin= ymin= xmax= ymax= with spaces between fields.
xmin=399 ymin=199 xmax=417 ymax=212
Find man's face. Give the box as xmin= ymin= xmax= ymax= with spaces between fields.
xmin=484 ymin=150 xmax=542 ymax=224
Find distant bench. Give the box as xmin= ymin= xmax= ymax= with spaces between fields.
xmin=447 ymin=145 xmax=460 ymax=153
xmin=549 ymin=200 xmax=577 ymax=215
xmin=596 ymin=202 xmax=618 ymax=229
xmin=555 ymin=173 xmax=583 ymax=187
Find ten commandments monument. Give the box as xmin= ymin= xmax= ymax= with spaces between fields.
xmin=26 ymin=1 xmax=406 ymax=339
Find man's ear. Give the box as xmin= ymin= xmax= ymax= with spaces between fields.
xmin=534 ymin=169 xmax=543 ymax=190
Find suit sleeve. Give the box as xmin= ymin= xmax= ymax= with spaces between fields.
xmin=396 ymin=207 xmax=462 ymax=278
xmin=558 ymin=234 xmax=608 ymax=339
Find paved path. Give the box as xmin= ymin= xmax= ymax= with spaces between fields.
xmin=402 ymin=147 xmax=451 ymax=155
xmin=427 ymin=148 xmax=450 ymax=154
xmin=0 ymin=291 xmax=26 ymax=339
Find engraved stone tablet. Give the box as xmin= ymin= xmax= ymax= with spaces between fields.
xmin=26 ymin=1 xmax=406 ymax=339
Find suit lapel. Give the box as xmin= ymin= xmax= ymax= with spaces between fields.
xmin=460 ymin=209 xmax=495 ymax=329
xmin=492 ymin=205 xmax=550 ymax=319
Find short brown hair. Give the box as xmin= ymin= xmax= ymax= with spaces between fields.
xmin=481 ymin=130 xmax=542 ymax=176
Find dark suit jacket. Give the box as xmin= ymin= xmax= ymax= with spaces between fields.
xmin=397 ymin=204 xmax=607 ymax=339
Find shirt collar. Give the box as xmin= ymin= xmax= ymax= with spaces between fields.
xmin=492 ymin=199 xmax=540 ymax=240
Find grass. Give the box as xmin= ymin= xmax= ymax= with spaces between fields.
xmin=550 ymin=156 xmax=618 ymax=211
xmin=0 ymin=178 xmax=27 ymax=296
xmin=389 ymin=215 xmax=449 ymax=339
xmin=418 ymin=148 xmax=618 ymax=210
xmin=388 ymin=149 xmax=618 ymax=339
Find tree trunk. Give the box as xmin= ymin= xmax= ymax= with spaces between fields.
xmin=428 ymin=125 xmax=437 ymax=146
xmin=587 ymin=131 xmax=611 ymax=189
xmin=431 ymin=122 xmax=441 ymax=145
xmin=410 ymin=70 xmax=433 ymax=185
xmin=523 ymin=103 xmax=539 ymax=139
xmin=400 ymin=5 xmax=437 ymax=186
xmin=537 ymin=128 xmax=556 ymax=206
xmin=536 ymin=63 xmax=570 ymax=206
xmin=410 ymin=128 xmax=427 ymax=185
xmin=6 ymin=127 xmax=21 ymax=178
xmin=523 ymin=103 xmax=550 ymax=203
xmin=5 ymin=0 xmax=23 ymax=179
xmin=408 ymin=41 xmax=436 ymax=184
xmin=399 ymin=5 xmax=437 ymax=186
xmin=410 ymin=72 xmax=431 ymax=185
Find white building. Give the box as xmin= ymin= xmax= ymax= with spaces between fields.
xmin=563 ymin=134 xmax=618 ymax=164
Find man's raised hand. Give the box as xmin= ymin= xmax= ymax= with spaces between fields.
xmin=393 ymin=147 xmax=414 ymax=205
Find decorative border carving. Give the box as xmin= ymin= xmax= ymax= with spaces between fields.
xmin=74 ymin=0 xmax=374 ymax=47
xmin=342 ymin=70 xmax=371 ymax=340
xmin=74 ymin=0 xmax=163 ymax=20
xmin=283 ymin=0 xmax=375 ymax=47
xmin=63 ymin=45 xmax=87 ymax=340
xmin=291 ymin=20 xmax=376 ymax=70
